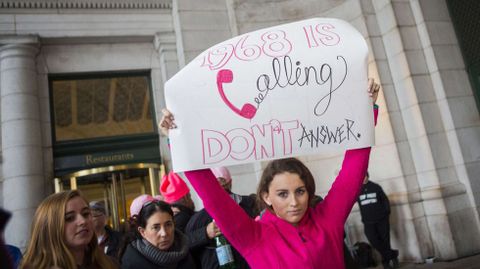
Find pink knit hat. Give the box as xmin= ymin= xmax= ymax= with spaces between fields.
xmin=211 ymin=167 xmax=232 ymax=184
xmin=160 ymin=172 xmax=190 ymax=204
xmin=153 ymin=195 xmax=164 ymax=201
xmin=130 ymin=194 xmax=155 ymax=217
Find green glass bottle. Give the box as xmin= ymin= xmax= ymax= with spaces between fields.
xmin=215 ymin=234 xmax=237 ymax=269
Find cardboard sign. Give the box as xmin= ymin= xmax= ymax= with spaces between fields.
xmin=165 ymin=18 xmax=373 ymax=172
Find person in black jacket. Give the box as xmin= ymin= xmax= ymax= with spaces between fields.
xmin=120 ymin=197 xmax=195 ymax=269
xmin=357 ymin=172 xmax=399 ymax=269
xmin=160 ymin=171 xmax=196 ymax=233
xmin=186 ymin=167 xmax=256 ymax=269
xmin=0 ymin=208 xmax=14 ymax=269
xmin=90 ymin=200 xmax=123 ymax=260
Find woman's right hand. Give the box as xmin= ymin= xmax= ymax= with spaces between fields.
xmin=159 ymin=108 xmax=177 ymax=136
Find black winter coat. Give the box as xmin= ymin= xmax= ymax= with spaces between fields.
xmin=121 ymin=232 xmax=196 ymax=269
xmin=357 ymin=181 xmax=390 ymax=223
xmin=121 ymin=245 xmax=196 ymax=269
xmin=172 ymin=204 xmax=195 ymax=233
xmin=103 ymin=226 xmax=123 ymax=259
xmin=186 ymin=193 xmax=255 ymax=269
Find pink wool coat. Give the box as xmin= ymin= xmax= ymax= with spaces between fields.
xmin=185 ymin=108 xmax=378 ymax=269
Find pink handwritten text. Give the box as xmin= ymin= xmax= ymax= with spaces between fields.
xmin=201 ymin=30 xmax=292 ymax=70
xmin=303 ymin=23 xmax=340 ymax=48
xmin=201 ymin=119 xmax=299 ymax=164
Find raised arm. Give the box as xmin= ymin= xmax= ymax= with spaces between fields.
xmin=318 ymin=107 xmax=378 ymax=226
xmin=316 ymin=79 xmax=380 ymax=226
xmin=184 ymin=169 xmax=260 ymax=254
xmin=159 ymin=109 xmax=260 ymax=253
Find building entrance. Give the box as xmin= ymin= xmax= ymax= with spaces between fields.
xmin=49 ymin=71 xmax=163 ymax=231
xmin=55 ymin=163 xmax=164 ymax=231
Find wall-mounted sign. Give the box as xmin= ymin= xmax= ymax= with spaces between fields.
xmin=54 ymin=147 xmax=160 ymax=175
xmin=85 ymin=153 xmax=135 ymax=165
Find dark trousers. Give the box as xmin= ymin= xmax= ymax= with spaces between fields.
xmin=344 ymin=242 xmax=359 ymax=269
xmin=364 ymin=216 xmax=396 ymax=262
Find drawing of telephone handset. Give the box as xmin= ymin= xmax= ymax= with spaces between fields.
xmin=216 ymin=69 xmax=257 ymax=119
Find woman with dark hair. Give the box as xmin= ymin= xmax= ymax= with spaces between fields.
xmin=160 ymin=79 xmax=380 ymax=269
xmin=119 ymin=196 xmax=195 ymax=269
xmin=20 ymin=190 xmax=117 ymax=269
xmin=256 ymin=157 xmax=317 ymax=211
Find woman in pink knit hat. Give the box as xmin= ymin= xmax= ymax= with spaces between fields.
xmin=160 ymin=171 xmax=195 ymax=232
xmin=159 ymin=80 xmax=380 ymax=269
xmin=210 ymin=167 xmax=232 ymax=190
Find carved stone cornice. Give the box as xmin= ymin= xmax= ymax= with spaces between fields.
xmin=0 ymin=35 xmax=39 ymax=58
xmin=0 ymin=0 xmax=171 ymax=9
xmin=0 ymin=35 xmax=39 ymax=46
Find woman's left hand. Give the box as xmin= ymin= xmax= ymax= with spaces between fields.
xmin=367 ymin=78 xmax=381 ymax=105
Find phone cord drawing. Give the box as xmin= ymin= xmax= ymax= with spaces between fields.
xmin=216 ymin=69 xmax=257 ymax=120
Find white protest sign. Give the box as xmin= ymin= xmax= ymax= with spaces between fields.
xmin=165 ymin=18 xmax=373 ymax=172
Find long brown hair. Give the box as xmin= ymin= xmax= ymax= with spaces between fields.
xmin=20 ymin=190 xmax=116 ymax=269
xmin=257 ymin=158 xmax=316 ymax=211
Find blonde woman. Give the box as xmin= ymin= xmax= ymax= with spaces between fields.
xmin=20 ymin=190 xmax=118 ymax=269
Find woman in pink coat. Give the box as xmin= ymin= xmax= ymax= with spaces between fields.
xmin=160 ymin=79 xmax=380 ymax=269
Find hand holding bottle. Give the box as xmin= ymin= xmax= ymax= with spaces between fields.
xmin=206 ymin=220 xmax=221 ymax=239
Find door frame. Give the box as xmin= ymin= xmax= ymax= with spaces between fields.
xmin=54 ymin=162 xmax=165 ymax=229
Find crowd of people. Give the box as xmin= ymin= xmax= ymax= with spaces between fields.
xmin=0 ymin=79 xmax=399 ymax=269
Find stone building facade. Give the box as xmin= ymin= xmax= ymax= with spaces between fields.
xmin=0 ymin=0 xmax=479 ymax=262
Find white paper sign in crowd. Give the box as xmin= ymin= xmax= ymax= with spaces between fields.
xmin=165 ymin=18 xmax=374 ymax=172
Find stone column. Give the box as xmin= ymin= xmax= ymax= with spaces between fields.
xmin=153 ymin=32 xmax=179 ymax=169
xmin=367 ymin=0 xmax=460 ymax=260
xmin=0 ymin=36 xmax=45 ymax=249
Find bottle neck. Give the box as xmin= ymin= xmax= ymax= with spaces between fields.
xmin=215 ymin=234 xmax=225 ymax=246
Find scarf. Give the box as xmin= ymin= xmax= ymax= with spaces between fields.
xmin=131 ymin=230 xmax=189 ymax=268
xmin=230 ymin=193 xmax=243 ymax=204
